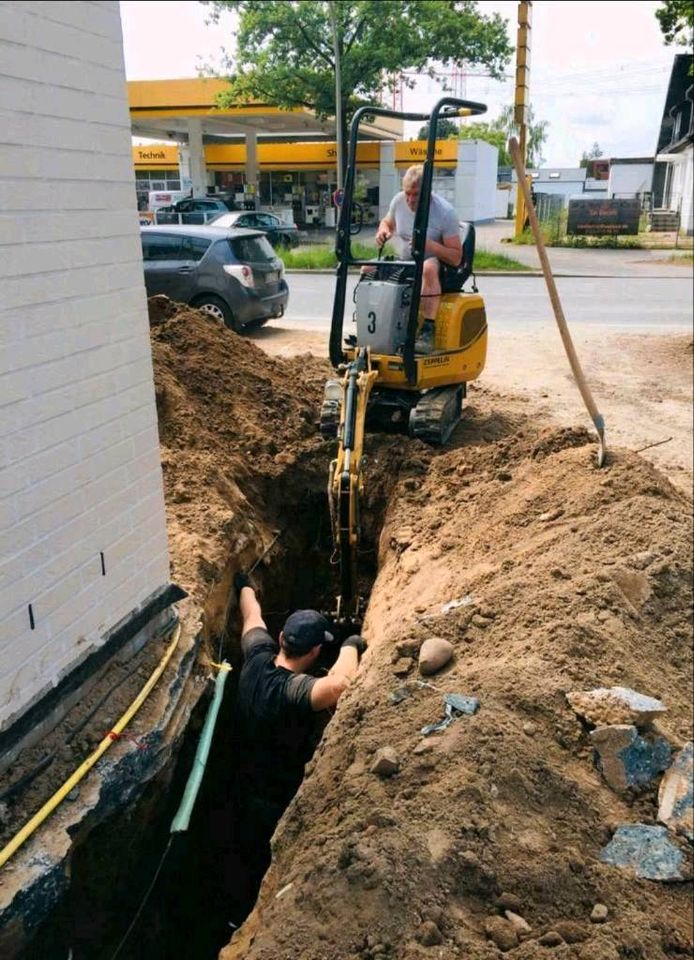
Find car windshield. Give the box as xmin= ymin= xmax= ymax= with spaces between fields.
xmin=230 ymin=235 xmax=276 ymax=262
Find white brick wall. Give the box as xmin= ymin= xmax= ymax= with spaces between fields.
xmin=0 ymin=1 xmax=170 ymax=731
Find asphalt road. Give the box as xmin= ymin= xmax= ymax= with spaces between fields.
xmin=281 ymin=272 xmax=694 ymax=332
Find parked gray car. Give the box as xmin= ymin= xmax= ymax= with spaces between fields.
xmin=140 ymin=225 xmax=289 ymax=331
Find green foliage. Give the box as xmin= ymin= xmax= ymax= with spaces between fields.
xmin=580 ymin=142 xmax=603 ymax=167
xmin=492 ymin=105 xmax=548 ymax=168
xmin=656 ymin=0 xmax=694 ymax=48
xmin=416 ymin=119 xmax=460 ymax=140
xmin=203 ymin=1 xmax=512 ymax=126
xmin=277 ymin=241 xmax=528 ymax=271
xmin=456 ymin=123 xmax=510 ymax=164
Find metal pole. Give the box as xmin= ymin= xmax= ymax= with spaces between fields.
xmin=330 ymin=1 xmax=344 ymax=191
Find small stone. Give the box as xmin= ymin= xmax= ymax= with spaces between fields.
xmin=658 ymin=741 xmax=693 ymax=841
xmin=414 ymin=605 xmax=426 ymax=614
xmin=471 ymin=614 xmax=493 ymax=628
xmin=497 ymin=471 xmax=512 ymax=482
xmin=413 ymin=740 xmax=433 ymax=755
xmin=567 ymin=686 xmax=667 ymax=727
xmin=539 ymin=508 xmax=563 ymax=522
xmin=538 ymin=931 xmax=564 ymax=947
xmin=590 ymin=725 xmax=671 ymax=792
xmin=590 ymin=903 xmax=608 ymax=923
xmin=484 ymin=917 xmax=518 ymax=952
xmin=370 ymin=747 xmax=399 ymax=778
xmin=630 ymin=551 xmax=656 ymax=569
xmin=554 ymin=921 xmax=589 ymax=943
xmin=418 ymin=637 xmax=454 ymax=676
xmin=496 ymin=892 xmax=523 ymax=913
xmin=505 ymin=911 xmax=532 ymax=936
xmin=392 ymin=657 xmax=414 ymax=677
xmin=417 ymin=921 xmax=443 ymax=946
xmin=523 ymin=722 xmax=537 ymax=737
xmin=600 ymin=824 xmax=689 ymax=881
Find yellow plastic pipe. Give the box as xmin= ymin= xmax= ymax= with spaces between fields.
xmin=0 ymin=622 xmax=182 ymax=869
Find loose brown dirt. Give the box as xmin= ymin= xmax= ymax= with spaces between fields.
xmin=147 ymin=303 xmax=693 ymax=960
xmin=3 ymin=298 xmax=691 ymax=960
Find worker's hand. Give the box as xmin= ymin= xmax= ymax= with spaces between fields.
xmin=375 ymin=226 xmax=391 ymax=247
xmin=234 ymin=571 xmax=252 ymax=597
xmin=342 ymin=635 xmax=367 ymax=658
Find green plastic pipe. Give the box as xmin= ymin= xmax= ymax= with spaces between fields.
xmin=170 ymin=663 xmax=231 ymax=834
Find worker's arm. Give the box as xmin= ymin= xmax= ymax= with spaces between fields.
xmin=425 ymin=232 xmax=462 ymax=267
xmin=235 ymin=573 xmax=267 ymax=635
xmin=309 ymin=636 xmax=366 ymax=711
xmin=376 ymin=214 xmax=396 ymax=247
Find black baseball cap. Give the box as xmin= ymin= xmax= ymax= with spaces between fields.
xmin=282 ymin=610 xmax=334 ymax=654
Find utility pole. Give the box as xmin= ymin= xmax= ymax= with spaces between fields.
xmin=514 ymin=0 xmax=532 ymax=239
xmin=330 ymin=1 xmax=344 ymax=191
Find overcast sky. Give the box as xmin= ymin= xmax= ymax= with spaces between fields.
xmin=119 ymin=0 xmax=686 ymax=167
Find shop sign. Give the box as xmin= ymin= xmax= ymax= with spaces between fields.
xmin=567 ymin=198 xmax=641 ymax=236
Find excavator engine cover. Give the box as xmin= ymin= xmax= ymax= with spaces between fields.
xmin=354 ymin=280 xmax=412 ymax=355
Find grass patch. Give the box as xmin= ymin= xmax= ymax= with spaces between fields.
xmin=665 ymin=252 xmax=694 ymax=264
xmin=279 ymin=242 xmax=529 ymax=272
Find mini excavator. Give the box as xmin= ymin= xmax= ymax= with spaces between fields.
xmin=321 ymin=98 xmax=490 ymax=624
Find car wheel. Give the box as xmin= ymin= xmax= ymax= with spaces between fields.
xmin=193 ymin=295 xmax=239 ymax=331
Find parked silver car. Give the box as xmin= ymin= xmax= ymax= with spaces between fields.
xmin=140 ymin=225 xmax=288 ymax=331
xmin=209 ymin=211 xmax=300 ymax=247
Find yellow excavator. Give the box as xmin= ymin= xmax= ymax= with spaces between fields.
xmin=322 ymin=97 xmax=490 ymax=623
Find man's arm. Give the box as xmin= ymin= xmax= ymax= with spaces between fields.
xmin=309 ymin=636 xmax=365 ymax=711
xmin=237 ymin=581 xmax=267 ymax=636
xmin=424 ymin=232 xmax=462 ymax=266
xmin=376 ymin=213 xmax=396 ymax=247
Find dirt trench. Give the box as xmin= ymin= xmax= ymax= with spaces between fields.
xmin=3 ymin=301 xmax=691 ymax=959
xmin=147 ymin=304 xmax=693 ymax=960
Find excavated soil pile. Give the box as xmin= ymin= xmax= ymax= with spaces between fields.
xmin=151 ymin=300 xmax=692 ymax=959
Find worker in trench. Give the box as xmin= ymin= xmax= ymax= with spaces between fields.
xmin=232 ymin=571 xmax=366 ymax=908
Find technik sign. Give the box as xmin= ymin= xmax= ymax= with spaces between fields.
xmin=133 ymin=146 xmax=178 ymax=166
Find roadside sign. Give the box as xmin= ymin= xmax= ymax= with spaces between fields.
xmin=332 ymin=188 xmax=345 ymax=207
xmin=567 ymin=198 xmax=641 ymax=236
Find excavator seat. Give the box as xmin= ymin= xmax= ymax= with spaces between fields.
xmin=440 ymin=221 xmax=476 ymax=293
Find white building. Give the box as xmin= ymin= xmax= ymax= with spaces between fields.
xmin=1 ymin=2 xmax=172 ymax=763
xmin=652 ymin=54 xmax=693 ymax=236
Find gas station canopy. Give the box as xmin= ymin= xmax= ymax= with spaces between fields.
xmin=128 ymin=78 xmax=403 ymax=142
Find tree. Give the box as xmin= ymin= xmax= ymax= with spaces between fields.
xmin=203 ymin=1 xmax=512 ymax=170
xmin=456 ymin=122 xmax=511 ymax=165
xmin=580 ymin=142 xmax=603 ymax=168
xmin=490 ymin=104 xmax=548 ymax=168
xmin=656 ymin=0 xmax=694 ymax=48
xmin=416 ymin=118 xmax=460 ymax=141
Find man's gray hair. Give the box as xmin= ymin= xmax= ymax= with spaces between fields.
xmin=402 ymin=164 xmax=424 ymax=190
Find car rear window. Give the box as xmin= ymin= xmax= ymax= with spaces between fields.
xmin=229 ymin=235 xmax=275 ymax=263
xmin=142 ymin=234 xmax=211 ymax=261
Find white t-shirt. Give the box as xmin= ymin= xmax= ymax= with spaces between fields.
xmin=386 ymin=191 xmax=459 ymax=259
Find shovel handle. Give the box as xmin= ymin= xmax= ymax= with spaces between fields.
xmin=508 ymin=137 xmax=606 ymax=467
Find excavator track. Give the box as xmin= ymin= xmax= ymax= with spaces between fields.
xmin=319 ymin=398 xmax=341 ymax=438
xmin=408 ymin=385 xmax=464 ymax=445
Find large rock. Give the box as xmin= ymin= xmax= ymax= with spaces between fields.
xmin=370 ymin=747 xmax=399 ymax=778
xmin=599 ymin=824 xmax=690 ymax=881
xmin=658 ymin=741 xmax=693 ymax=841
xmin=567 ymin=686 xmax=667 ymax=727
xmin=590 ymin=724 xmax=671 ymax=792
xmin=418 ymin=637 xmax=454 ymax=676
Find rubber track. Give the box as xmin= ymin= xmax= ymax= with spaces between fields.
xmin=409 ymin=386 xmax=462 ymax=445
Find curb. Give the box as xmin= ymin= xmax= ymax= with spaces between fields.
xmin=283 ymin=269 xmax=688 ymax=280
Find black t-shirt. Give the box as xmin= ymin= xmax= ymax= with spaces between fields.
xmin=236 ymin=627 xmax=319 ymax=808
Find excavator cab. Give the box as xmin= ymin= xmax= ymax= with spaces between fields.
xmin=322 ymin=97 xmax=489 ymax=623
xmin=321 ymin=96 xmax=489 ymax=446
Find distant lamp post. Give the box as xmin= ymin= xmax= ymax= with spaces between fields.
xmin=329 ymin=1 xmax=344 ymax=192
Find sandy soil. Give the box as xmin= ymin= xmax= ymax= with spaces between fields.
xmin=2 ymin=298 xmax=690 ymax=960
xmin=147 ymin=302 xmax=693 ymax=960
xmin=248 ymin=323 xmax=693 ymax=494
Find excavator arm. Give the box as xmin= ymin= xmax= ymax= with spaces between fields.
xmin=328 ymin=349 xmax=378 ymax=623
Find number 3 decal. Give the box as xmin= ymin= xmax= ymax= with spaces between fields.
xmin=367 ymin=311 xmax=376 ymax=334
